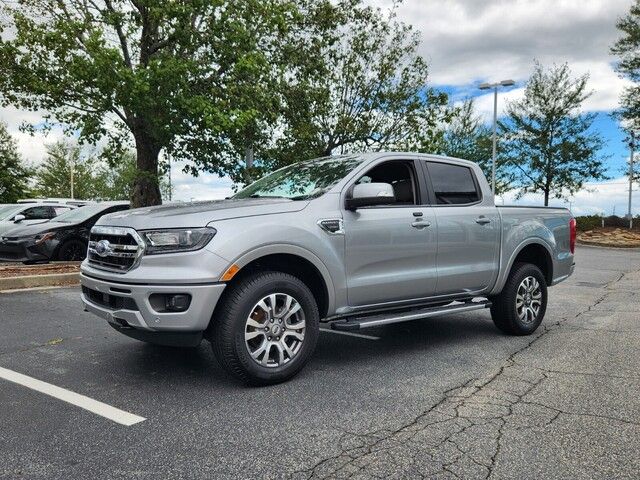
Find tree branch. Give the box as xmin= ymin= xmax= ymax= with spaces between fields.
xmin=103 ymin=0 xmax=133 ymax=68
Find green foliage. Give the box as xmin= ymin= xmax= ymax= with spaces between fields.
xmin=95 ymin=151 xmax=172 ymax=201
xmin=575 ymin=215 xmax=640 ymax=231
xmin=439 ymin=99 xmax=513 ymax=195
xmin=31 ymin=140 xmax=165 ymax=201
xmin=31 ymin=141 xmax=98 ymax=200
xmin=258 ymin=4 xmax=451 ymax=183
xmin=0 ymin=121 xmax=31 ymax=202
xmin=499 ymin=62 xmax=607 ymax=206
xmin=0 ymin=0 xmax=332 ymax=206
xmin=574 ymin=215 xmax=603 ymax=231
xmin=611 ymin=0 xmax=640 ymax=131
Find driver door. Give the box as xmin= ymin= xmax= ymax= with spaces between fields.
xmin=343 ymin=159 xmax=437 ymax=307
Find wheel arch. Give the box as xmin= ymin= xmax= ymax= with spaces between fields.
xmin=54 ymin=235 xmax=88 ymax=260
xmin=218 ymin=245 xmax=335 ymax=319
xmin=492 ymin=239 xmax=554 ymax=295
xmin=509 ymin=241 xmax=554 ymax=285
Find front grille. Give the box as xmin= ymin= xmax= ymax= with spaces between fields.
xmin=82 ymin=285 xmax=138 ymax=311
xmin=88 ymin=226 xmax=144 ymax=272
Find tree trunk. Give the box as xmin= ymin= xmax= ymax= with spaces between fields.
xmin=543 ymin=189 xmax=549 ymax=207
xmin=131 ymin=131 xmax=162 ymax=208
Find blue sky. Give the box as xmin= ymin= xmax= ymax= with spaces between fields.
xmin=1 ymin=0 xmax=638 ymax=215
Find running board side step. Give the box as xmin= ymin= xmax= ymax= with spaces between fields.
xmin=330 ymin=300 xmax=492 ymax=331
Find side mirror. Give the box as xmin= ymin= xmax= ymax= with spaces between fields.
xmin=13 ymin=214 xmax=26 ymax=223
xmin=346 ymin=183 xmax=396 ymax=210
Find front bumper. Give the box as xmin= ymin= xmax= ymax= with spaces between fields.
xmin=0 ymin=239 xmax=51 ymax=263
xmin=80 ymin=273 xmax=226 ymax=345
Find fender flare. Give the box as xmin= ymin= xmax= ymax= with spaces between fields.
xmin=490 ymin=238 xmax=555 ymax=296
xmin=225 ymin=243 xmax=336 ymax=315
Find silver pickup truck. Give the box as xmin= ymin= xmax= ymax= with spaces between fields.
xmin=80 ymin=153 xmax=575 ymax=384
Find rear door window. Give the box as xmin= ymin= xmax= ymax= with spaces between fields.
xmin=426 ymin=162 xmax=481 ymax=205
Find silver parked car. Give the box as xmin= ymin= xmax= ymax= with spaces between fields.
xmin=80 ymin=153 xmax=575 ymax=384
xmin=0 ymin=203 xmax=76 ymax=237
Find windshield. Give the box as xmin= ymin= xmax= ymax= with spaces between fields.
xmin=54 ymin=204 xmax=121 ymax=223
xmin=233 ymin=156 xmax=364 ymax=200
xmin=0 ymin=205 xmax=24 ymax=221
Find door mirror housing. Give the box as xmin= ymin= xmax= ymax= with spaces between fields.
xmin=13 ymin=214 xmax=26 ymax=223
xmin=346 ymin=183 xmax=396 ymax=210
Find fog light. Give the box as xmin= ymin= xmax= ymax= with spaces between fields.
xmin=165 ymin=294 xmax=191 ymax=312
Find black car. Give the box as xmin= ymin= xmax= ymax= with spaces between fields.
xmin=0 ymin=202 xmax=129 ymax=263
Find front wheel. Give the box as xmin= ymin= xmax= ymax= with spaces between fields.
xmin=490 ymin=262 xmax=548 ymax=335
xmin=210 ymin=271 xmax=319 ymax=385
xmin=57 ymin=239 xmax=87 ymax=261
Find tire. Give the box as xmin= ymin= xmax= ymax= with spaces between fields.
xmin=490 ymin=262 xmax=547 ymax=335
xmin=57 ymin=239 xmax=87 ymax=261
xmin=210 ymin=271 xmax=320 ymax=386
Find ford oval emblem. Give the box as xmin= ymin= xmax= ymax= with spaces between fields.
xmin=95 ymin=239 xmax=113 ymax=257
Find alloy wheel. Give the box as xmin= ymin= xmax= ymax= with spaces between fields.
xmin=244 ymin=293 xmax=306 ymax=368
xmin=516 ymin=276 xmax=542 ymax=324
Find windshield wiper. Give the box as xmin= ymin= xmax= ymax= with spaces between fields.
xmin=248 ymin=194 xmax=290 ymax=200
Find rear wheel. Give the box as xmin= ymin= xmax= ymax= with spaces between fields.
xmin=490 ymin=262 xmax=547 ymax=335
xmin=211 ymin=271 xmax=319 ymax=385
xmin=57 ymin=239 xmax=87 ymax=261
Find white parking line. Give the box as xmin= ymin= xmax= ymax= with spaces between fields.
xmin=0 ymin=367 xmax=145 ymax=426
xmin=320 ymin=328 xmax=380 ymax=340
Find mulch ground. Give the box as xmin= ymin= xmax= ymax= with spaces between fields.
xmin=577 ymin=228 xmax=640 ymax=248
xmin=0 ymin=262 xmax=81 ymax=278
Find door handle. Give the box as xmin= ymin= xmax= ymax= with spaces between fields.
xmin=475 ymin=216 xmax=491 ymax=225
xmin=411 ymin=220 xmax=431 ymax=229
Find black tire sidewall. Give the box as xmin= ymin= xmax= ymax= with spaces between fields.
xmin=58 ymin=240 xmax=87 ymax=261
xmin=505 ymin=264 xmax=548 ymax=334
xmin=220 ymin=272 xmax=319 ymax=384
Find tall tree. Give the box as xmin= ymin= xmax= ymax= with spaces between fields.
xmin=611 ymin=0 xmax=640 ymax=131
xmin=0 ymin=121 xmax=31 ymax=202
xmin=500 ymin=63 xmax=607 ymax=206
xmin=94 ymin=151 xmax=172 ymax=201
xmin=261 ymin=4 xmax=450 ymax=176
xmin=440 ymin=99 xmax=513 ymax=195
xmin=32 ymin=141 xmax=96 ymax=200
xmin=0 ymin=0 xmax=337 ymax=207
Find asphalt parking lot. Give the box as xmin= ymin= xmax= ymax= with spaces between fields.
xmin=1 ymin=246 xmax=639 ymax=479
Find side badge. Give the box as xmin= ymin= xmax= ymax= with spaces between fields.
xmin=317 ymin=219 xmax=344 ymax=235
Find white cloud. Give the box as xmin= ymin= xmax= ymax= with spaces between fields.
xmin=169 ymin=160 xmax=234 ymax=202
xmin=469 ymin=61 xmax=632 ymax=122
xmin=372 ymin=0 xmax=632 ymax=112
xmin=0 ymin=105 xmax=66 ymax=167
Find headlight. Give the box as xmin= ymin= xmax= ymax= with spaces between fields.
xmin=34 ymin=232 xmax=56 ymax=245
xmin=140 ymin=227 xmax=216 ymax=255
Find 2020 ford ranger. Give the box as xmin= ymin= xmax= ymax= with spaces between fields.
xmin=80 ymin=153 xmax=576 ymax=384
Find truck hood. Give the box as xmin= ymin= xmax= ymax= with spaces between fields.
xmin=96 ymin=198 xmax=309 ymax=230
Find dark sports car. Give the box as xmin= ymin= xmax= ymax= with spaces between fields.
xmin=0 ymin=202 xmax=129 ymax=263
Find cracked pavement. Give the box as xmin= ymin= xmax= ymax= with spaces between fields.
xmin=1 ymin=246 xmax=639 ymax=479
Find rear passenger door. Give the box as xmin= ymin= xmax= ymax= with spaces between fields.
xmin=424 ymin=161 xmax=500 ymax=295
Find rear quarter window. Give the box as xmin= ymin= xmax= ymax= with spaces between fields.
xmin=427 ymin=162 xmax=481 ymax=205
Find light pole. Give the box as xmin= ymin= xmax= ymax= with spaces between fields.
xmin=628 ymin=132 xmax=635 ymax=229
xmin=70 ymin=154 xmax=75 ymax=199
xmin=479 ymin=79 xmax=515 ymax=196
xmin=167 ymin=153 xmax=172 ymax=202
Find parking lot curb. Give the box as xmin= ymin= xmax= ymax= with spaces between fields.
xmin=0 ymin=272 xmax=80 ymax=291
